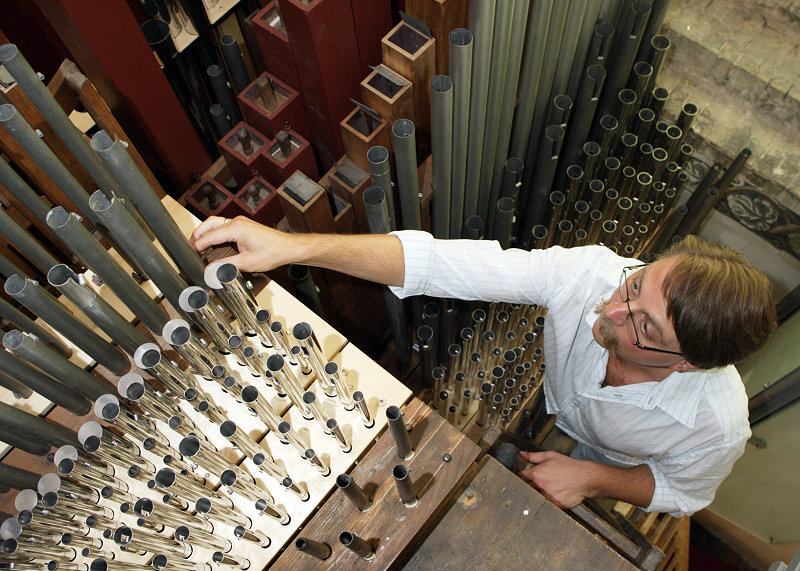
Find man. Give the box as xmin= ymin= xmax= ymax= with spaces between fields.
xmin=190 ymin=216 xmax=776 ymax=516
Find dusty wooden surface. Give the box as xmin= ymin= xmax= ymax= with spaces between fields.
xmin=403 ymin=455 xmax=637 ymax=571
xmin=271 ymin=397 xmax=481 ymax=570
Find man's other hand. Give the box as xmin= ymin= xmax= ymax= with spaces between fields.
xmin=516 ymin=450 xmax=593 ymax=509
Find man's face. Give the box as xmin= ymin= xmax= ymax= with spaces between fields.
xmin=592 ymin=257 xmax=685 ymax=368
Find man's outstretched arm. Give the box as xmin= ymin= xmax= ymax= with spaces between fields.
xmin=189 ymin=216 xmax=406 ymax=287
xmin=517 ymin=450 xmax=656 ymax=510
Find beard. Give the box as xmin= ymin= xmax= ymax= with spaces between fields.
xmin=594 ymin=298 xmax=619 ymax=355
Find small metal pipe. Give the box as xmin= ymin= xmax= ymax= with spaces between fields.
xmin=267 ymin=353 xmax=306 ymax=411
xmin=336 ymin=473 xmax=371 ymax=511
xmin=366 ymin=147 xmax=396 ymax=231
xmin=3 ymin=329 xmax=114 ymax=400
xmin=133 ymin=342 xmax=198 ymax=397
xmin=240 ymin=385 xmax=282 ymax=432
xmin=291 ymin=322 xmax=334 ymax=394
xmin=277 ymin=421 xmax=307 ymax=454
xmin=209 ymin=262 xmax=262 ymax=337
xmin=521 ymin=125 xmax=565 ymax=246
xmin=339 ymin=531 xmax=375 ymax=561
xmin=178 ymin=286 xmax=234 ymax=353
xmin=174 ymin=523 xmax=232 ymax=553
xmin=463 ymin=215 xmax=483 ymax=239
xmin=386 ymin=405 xmax=413 ymax=459
xmin=161 ymin=318 xmax=216 ymax=378
xmin=282 ymin=476 xmax=309 ymax=501
xmin=304 ymin=448 xmax=330 ymax=477
xmin=0 ymin=207 xmax=58 ymax=273
xmin=352 ymin=390 xmax=374 ymax=428
xmin=195 ymin=497 xmax=250 ymax=530
xmin=213 ymin=551 xmax=251 ymax=568
xmin=207 ymin=64 xmax=241 ymax=123
xmin=393 ymin=463 xmax=418 ymax=506
xmin=288 ymin=265 xmax=325 ymax=318
xmin=326 ymin=418 xmax=351 ymax=452
xmin=323 ymin=361 xmax=354 ymax=410
xmin=295 ymin=537 xmax=332 ymax=560
xmin=118 ymin=371 xmax=181 ymax=422
xmin=254 ymin=497 xmax=290 ymax=525
xmin=113 ymin=525 xmax=191 ymax=559
xmin=234 ymin=523 xmax=273 ymax=546
xmin=219 ymin=34 xmax=250 ymax=92
xmin=94 ymin=394 xmax=163 ymax=445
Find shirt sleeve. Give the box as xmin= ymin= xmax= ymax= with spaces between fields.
xmin=388 ymin=230 xmax=616 ymax=306
xmin=645 ymin=438 xmax=747 ymax=516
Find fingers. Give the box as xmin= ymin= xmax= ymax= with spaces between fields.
xmin=519 ymin=450 xmax=559 ymax=464
xmin=190 ymin=216 xmax=240 ymax=253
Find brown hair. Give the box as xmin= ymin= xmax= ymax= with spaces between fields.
xmin=658 ymin=236 xmax=777 ymax=369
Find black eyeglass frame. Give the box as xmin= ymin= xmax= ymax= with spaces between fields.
xmin=619 ymin=264 xmax=684 ymax=357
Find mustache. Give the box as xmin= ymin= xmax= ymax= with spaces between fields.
xmin=594 ymin=298 xmax=619 ymax=354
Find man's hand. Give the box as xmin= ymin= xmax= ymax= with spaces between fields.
xmin=189 ymin=216 xmax=297 ymax=273
xmin=517 ymin=450 xmax=594 ymax=509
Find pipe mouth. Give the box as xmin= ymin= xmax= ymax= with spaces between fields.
xmin=326 ymin=418 xmax=337 ymax=430
xmin=54 ymin=444 xmax=78 ymax=466
xmin=392 ymin=118 xmax=415 ymax=138
xmin=392 ymin=464 xmax=409 ymax=480
xmin=155 ymin=468 xmax=176 ymax=488
xmin=567 ymin=165 xmax=583 ymax=179
xmin=89 ymin=130 xmax=115 ymax=154
xmin=203 ymin=261 xmax=225 ymax=289
xmin=416 ymin=325 xmax=434 ymax=343
xmin=216 ymin=262 xmax=239 ymax=285
xmin=2 ymin=329 xmax=24 ymax=351
xmin=303 ymin=392 xmax=316 ymax=405
xmin=292 ymin=321 xmax=312 ymax=341
xmin=207 ymin=64 xmax=222 ymax=78
xmin=683 ymin=102 xmax=698 ymax=115
xmin=277 ymin=421 xmax=291 ymax=435
xmin=255 ymin=308 xmax=271 ymax=324
xmin=133 ymin=343 xmax=161 ymax=369
xmin=88 ymin=189 xmax=113 ymax=213
xmin=179 ymin=286 xmax=208 ymax=311
xmin=634 ymin=61 xmax=652 ymax=76
xmin=362 ymin=185 xmax=385 ymax=207
xmin=140 ymin=18 xmax=171 ymax=45
xmin=152 ymin=554 xmax=169 ymax=570
xmin=0 ymin=104 xmax=16 ymax=123
xmin=366 ymin=145 xmax=389 ymax=165
xmin=267 ymin=353 xmax=284 ymax=372
xmin=228 ymin=335 xmax=243 ymax=349
xmin=93 ymin=393 xmax=119 ymax=420
xmin=288 ymin=264 xmax=310 ymax=282
xmin=179 ymin=435 xmax=201 ymax=457
xmin=386 ymin=405 xmax=401 ymax=421
xmin=639 ymin=108 xmax=655 ymax=122
xmin=497 ymin=196 xmax=515 ymax=212
xmin=430 ymin=74 xmax=453 ymax=92
xmin=220 ymin=33 xmax=235 ymax=47
xmin=583 ymin=141 xmax=600 ymax=155
xmin=78 ymin=420 xmax=103 ymax=444
xmin=652 ymin=34 xmax=671 ymax=50
xmin=83 ymin=435 xmax=101 ymax=454
xmin=241 ymin=385 xmax=258 ymax=403
xmin=324 ymin=361 xmax=338 ymax=375
xmin=3 ymin=275 xmax=26 ymax=297
xmin=174 ymin=525 xmax=190 ymax=542
xmin=465 ymin=215 xmax=483 ymax=233
xmin=220 ymin=470 xmax=237 ymax=487
xmin=587 ymin=64 xmax=606 ymax=86
xmin=449 ymin=27 xmax=472 ymax=46
xmin=113 ymin=526 xmax=133 ymax=546
xmin=352 ymin=390 xmax=364 ymax=402
xmin=336 ymin=474 xmax=352 ymax=489
xmin=46 ymin=206 xmax=71 ymax=229
xmin=162 ymin=319 xmax=190 ymax=345
xmin=531 ymin=225 xmax=548 ymax=240
xmin=618 ymin=89 xmax=637 ymax=104
xmin=0 ymin=44 xmax=19 ymax=62
xmin=219 ymin=420 xmax=236 ymax=438
xmin=117 ymin=371 xmax=143 ymax=398
xmin=549 ymin=191 xmax=565 ymax=206
xmin=195 ymin=497 xmax=212 ymax=514
xmin=133 ymin=498 xmax=153 ymax=517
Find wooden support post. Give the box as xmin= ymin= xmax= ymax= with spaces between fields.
xmin=405 ymin=0 xmax=469 ymax=75
xmin=237 ymin=72 xmax=311 ymax=142
xmin=280 ymin=0 xmax=364 ymax=171
xmin=252 ymin=2 xmax=302 ymax=90
xmin=381 ymin=21 xmax=436 ymax=156
xmin=217 ymin=122 xmax=272 ymax=187
xmin=340 ymin=106 xmax=392 ymax=174
xmin=260 ymin=129 xmax=318 ymax=189
xmin=326 ymin=157 xmax=371 ymax=235
xmin=360 ymin=66 xmax=415 ymax=144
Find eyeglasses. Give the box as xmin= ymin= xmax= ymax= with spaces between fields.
xmin=618 ymin=265 xmax=683 ymax=356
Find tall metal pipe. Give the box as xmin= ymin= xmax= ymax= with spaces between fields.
xmin=391 ymin=119 xmax=421 ymax=230
xmin=288 ymin=264 xmax=325 ymax=318
xmin=492 ymin=197 xmax=515 ymax=249
xmin=0 ymin=207 xmax=58 ymax=273
xmin=565 ymin=0 xmax=604 ymax=100
xmin=598 ymin=0 xmax=652 ymax=117
xmin=448 ymin=28 xmax=473 ymax=238
xmin=0 ymin=295 xmax=70 ymax=357
xmin=3 ymin=322 xmax=120 ymax=400
xmin=209 ymin=261 xmax=263 ymax=337
xmin=89 ymin=190 xmax=188 ymax=307
xmin=0 ymin=400 xmax=78 ymax=447
xmin=430 ymin=75 xmax=453 ymax=239
xmin=509 ymin=0 xmax=555 ymax=161
xmin=362 ymin=186 xmax=411 ymax=368
xmin=0 ymin=45 xmax=130 ymax=204
xmin=47 ymin=265 xmax=147 ymax=356
xmin=521 ymin=125 xmax=565 ymax=247
xmin=486 ymin=0 xmax=531 ymax=231
xmin=644 ymin=34 xmax=671 ymax=94
xmin=366 ymin=146 xmax=396 ymax=230
xmin=339 ymin=531 xmax=375 ymax=560
xmin=561 ymin=64 xmax=606 ymax=167
xmin=46 ymin=207 xmax=169 ymax=333
xmin=295 ymin=537 xmax=332 ymax=561
xmin=0 ymin=143 xmax=52 ymax=223
xmin=464 ymin=0 xmax=497 ymax=220
xmin=90 ymin=131 xmax=206 ymax=287
xmin=549 ymin=0 xmax=588 ymax=100
xmin=0 ymin=347 xmax=90 ymax=415
xmin=386 ymin=405 xmax=413 ymax=459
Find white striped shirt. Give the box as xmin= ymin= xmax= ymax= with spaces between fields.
xmin=389 ymin=231 xmax=750 ymax=516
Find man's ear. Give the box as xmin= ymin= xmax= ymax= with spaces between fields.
xmin=671 ymin=360 xmax=702 ymax=372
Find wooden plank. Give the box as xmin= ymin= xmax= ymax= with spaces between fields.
xmin=340 ymin=106 xmax=392 ymax=174
xmin=58 ymin=59 xmax=167 ymax=199
xmin=404 ymin=455 xmax=638 ymax=570
xmin=272 ymin=397 xmax=482 ymax=569
xmin=360 ymin=65 xmax=415 ymax=141
xmin=405 ymin=0 xmax=469 ymax=75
